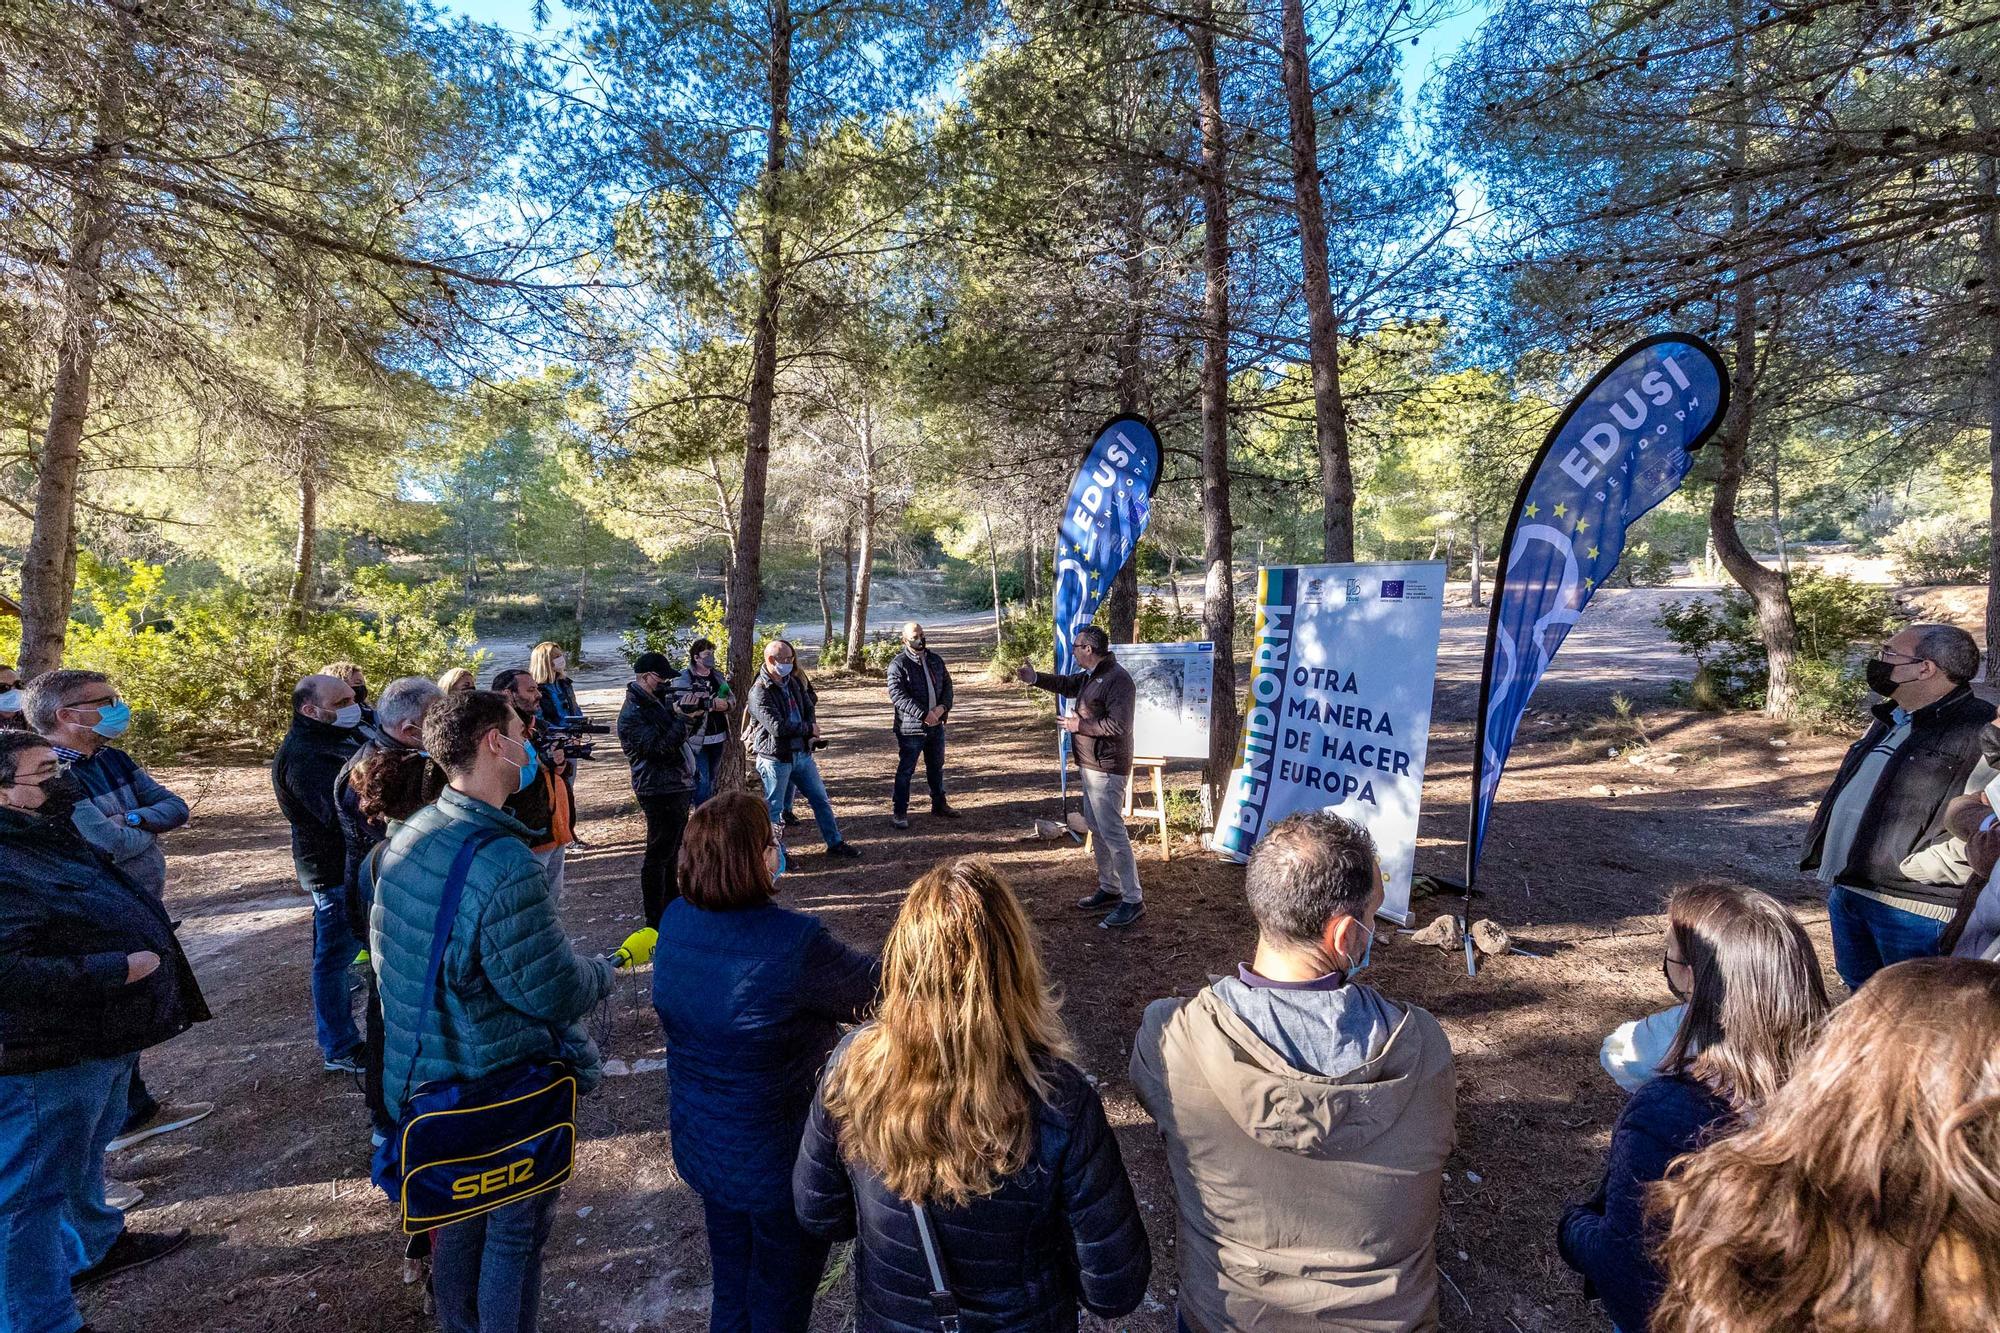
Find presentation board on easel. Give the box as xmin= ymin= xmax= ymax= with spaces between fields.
xmin=1116 ymin=641 xmax=1215 ymax=760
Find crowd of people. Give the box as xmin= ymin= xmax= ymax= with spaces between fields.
xmin=1 ymin=620 xmax=1998 ymax=1333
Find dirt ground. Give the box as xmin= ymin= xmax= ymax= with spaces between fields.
xmin=82 ymin=596 xmax=1873 ymax=1333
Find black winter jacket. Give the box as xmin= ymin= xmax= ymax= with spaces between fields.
xmin=1802 ymin=684 xmax=1996 ymax=910
xmin=336 ymin=738 xmax=445 ymax=936
xmin=746 ymin=670 xmax=817 ymax=761
xmin=886 ymin=649 xmax=954 ymax=737
xmin=794 ymin=1038 xmax=1151 ymax=1332
xmin=272 ymin=713 xmax=364 ymax=894
xmin=0 ymin=807 xmax=210 ymax=1074
xmin=617 ymin=681 xmax=698 ymax=796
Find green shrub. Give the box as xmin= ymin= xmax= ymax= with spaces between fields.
xmin=937 ymin=556 xmax=1024 ymax=608
xmin=987 ymin=600 xmax=1057 ymax=680
xmin=618 ymin=594 xmax=783 ymax=674
xmin=1659 ymin=569 xmax=1894 ymax=717
xmin=1134 ymin=595 xmax=1201 ymax=643
xmin=1881 ymin=513 xmax=1989 ymax=585
xmin=2 ymin=556 xmax=483 ymax=759
xmin=818 ymin=633 xmax=903 ymax=673
xmin=1609 ymin=541 xmax=1676 ymax=588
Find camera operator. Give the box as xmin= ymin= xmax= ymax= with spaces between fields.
xmin=619 ymin=652 xmax=702 ymax=925
xmin=492 ymin=668 xmax=578 ymax=901
xmin=746 ymin=639 xmax=858 ymax=863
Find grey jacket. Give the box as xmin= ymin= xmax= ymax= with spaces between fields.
xmin=369 ymin=786 xmax=613 ymax=1121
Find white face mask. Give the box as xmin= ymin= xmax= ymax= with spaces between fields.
xmin=0 ymin=689 xmax=19 ymax=714
xmin=331 ymin=702 xmax=364 ymax=729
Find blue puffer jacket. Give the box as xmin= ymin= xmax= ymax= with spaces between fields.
xmin=369 ymin=787 xmax=613 ymax=1121
xmin=794 ymin=1037 xmax=1152 ymax=1332
xmin=652 ymin=897 xmax=878 ymax=1213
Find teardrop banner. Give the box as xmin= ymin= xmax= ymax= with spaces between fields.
xmin=1467 ymin=334 xmax=1730 ymax=888
xmin=1051 ymin=414 xmax=1161 ymax=794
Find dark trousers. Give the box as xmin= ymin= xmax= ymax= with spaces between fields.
xmin=637 ymin=790 xmax=693 ymax=926
xmin=122 ymin=1058 xmax=158 ymax=1132
xmin=363 ymin=972 xmax=392 ymax=1136
xmin=432 ymin=1188 xmax=558 ymax=1333
xmin=893 ymin=726 xmax=948 ymax=816
xmin=701 ymin=1198 xmax=830 ymax=1333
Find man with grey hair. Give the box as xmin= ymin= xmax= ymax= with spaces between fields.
xmin=1803 ymin=621 xmax=1994 ymax=989
xmin=1131 ymin=812 xmax=1455 ymax=1330
xmin=273 ymin=672 xmax=367 ymax=1071
xmin=1017 ymin=624 xmax=1143 ymax=927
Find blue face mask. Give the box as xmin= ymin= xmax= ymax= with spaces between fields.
xmin=772 ymin=662 xmax=794 ymax=677
xmin=89 ymin=700 xmax=133 ymax=739
xmin=502 ymin=733 xmax=539 ymax=793
xmin=1345 ymin=919 xmax=1376 ymax=975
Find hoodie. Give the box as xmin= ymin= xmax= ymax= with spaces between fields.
xmin=1131 ymin=980 xmax=1456 ymax=1333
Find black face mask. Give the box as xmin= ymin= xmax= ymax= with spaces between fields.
xmin=908 ymin=639 xmax=926 ymax=653
xmin=1864 ymin=657 xmax=1908 ymax=699
xmin=29 ymin=772 xmax=86 ymax=823
xmin=352 ymin=682 xmax=370 ymax=705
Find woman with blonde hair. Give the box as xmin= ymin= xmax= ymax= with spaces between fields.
xmin=437 ymin=666 xmax=476 ymax=695
xmin=795 ymin=857 xmax=1149 ymax=1332
xmin=1653 ymin=956 xmax=2000 ymax=1333
xmin=1558 ymin=882 xmax=1829 ymax=1333
xmin=529 ymin=640 xmax=589 ymax=732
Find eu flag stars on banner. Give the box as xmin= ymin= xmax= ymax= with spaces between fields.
xmin=1467 ymin=335 xmax=1730 ymax=886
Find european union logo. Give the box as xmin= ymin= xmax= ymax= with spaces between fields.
xmin=1381 ymin=580 xmax=1405 ymax=600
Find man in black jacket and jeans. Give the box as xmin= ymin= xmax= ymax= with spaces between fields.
xmin=1803 ymin=623 xmax=1995 ymax=990
xmin=272 ymin=673 xmax=367 ymax=1072
xmin=0 ymin=731 xmax=209 ymax=1321
xmin=620 ymin=651 xmax=701 ymax=925
xmin=885 ymin=621 xmax=959 ymax=829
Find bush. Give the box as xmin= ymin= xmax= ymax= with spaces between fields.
xmin=1135 ymin=595 xmax=1201 ymax=643
xmin=1609 ymin=541 xmax=1676 ymax=588
xmin=988 ymin=600 xmax=1057 ymax=680
xmin=1881 ymin=513 xmax=1988 ymax=585
xmin=1658 ymin=569 xmax=1894 ymax=719
xmin=1 ymin=556 xmax=483 ymax=759
xmin=818 ymin=632 xmax=904 ymax=673
xmin=937 ymin=556 xmax=1024 ymax=608
xmin=618 ymin=594 xmax=783 ymax=674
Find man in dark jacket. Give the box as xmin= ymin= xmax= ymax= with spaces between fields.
xmin=1017 ymin=625 xmax=1143 ymax=928
xmin=25 ymin=668 xmax=207 ymax=1154
xmin=273 ymin=672 xmax=367 ymax=1072
xmin=493 ymin=667 xmax=575 ymax=899
xmin=747 ymin=639 xmax=859 ymax=861
xmin=1802 ymin=623 xmax=1995 ymax=989
xmin=619 ymin=651 xmax=700 ymax=925
xmin=669 ymin=638 xmax=731 ymax=805
xmin=0 ymin=731 xmax=209 ymax=1320
xmin=885 ymin=621 xmax=959 ymax=829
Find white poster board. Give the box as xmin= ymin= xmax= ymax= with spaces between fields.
xmin=1116 ymin=641 xmax=1214 ymax=759
xmin=1211 ymin=562 xmax=1446 ymax=925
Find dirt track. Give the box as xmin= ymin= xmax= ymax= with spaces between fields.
xmin=83 ymin=606 xmax=1858 ymax=1333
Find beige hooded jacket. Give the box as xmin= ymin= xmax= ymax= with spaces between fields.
xmin=1131 ymin=983 xmax=1456 ymax=1332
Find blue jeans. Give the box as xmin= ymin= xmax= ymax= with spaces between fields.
xmin=310 ymin=887 xmax=363 ymax=1061
xmin=692 ymin=744 xmax=720 ymax=806
xmin=1 ymin=1055 xmax=134 ymax=1333
xmin=702 ymin=1199 xmax=829 ymax=1333
xmin=754 ymin=752 xmax=842 ymax=848
xmin=893 ymin=726 xmax=948 ymax=815
xmin=1827 ymin=885 xmax=1948 ymax=991
xmin=431 ymin=1188 xmax=558 ymax=1333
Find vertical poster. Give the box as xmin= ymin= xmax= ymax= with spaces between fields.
xmin=1212 ymin=562 xmax=1446 ymax=924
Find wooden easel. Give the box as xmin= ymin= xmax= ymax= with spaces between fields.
xmin=1084 ymin=755 xmax=1172 ymax=862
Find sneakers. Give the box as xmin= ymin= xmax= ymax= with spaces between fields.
xmin=1100 ymin=901 xmax=1145 ymax=929
xmin=1075 ymin=889 xmax=1121 ymax=913
xmin=890 ymin=813 xmax=911 ymax=829
xmin=72 ymin=1228 xmax=191 ymax=1289
xmin=323 ymin=1053 xmax=365 ymax=1075
xmin=107 ymin=1102 xmax=213 ymax=1153
xmin=105 ymin=1182 xmax=144 ymax=1211
xmin=826 ymin=841 xmax=861 ymax=860
xmin=931 ymin=803 xmax=962 ymax=819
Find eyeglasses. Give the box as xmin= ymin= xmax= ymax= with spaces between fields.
xmin=64 ymin=695 xmax=118 ymax=712
xmin=1876 ymin=651 xmax=1923 ymax=665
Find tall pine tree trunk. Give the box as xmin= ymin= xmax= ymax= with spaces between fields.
xmin=721 ymin=0 xmax=792 ymax=783
xmin=1279 ymin=0 xmax=1354 ymax=561
xmin=1468 ymin=517 xmax=1485 ymax=609
xmin=840 ymin=515 xmax=857 ymax=649
xmin=1192 ymin=0 xmax=1239 ymax=790
xmin=287 ymin=319 xmax=319 ymax=625
xmin=815 ymin=537 xmax=834 ymax=659
xmin=983 ymin=506 xmax=1004 ymax=652
xmin=846 ymin=499 xmax=876 ymax=670
xmin=20 ymin=6 xmax=135 ymax=677
xmin=1980 ymin=143 xmax=2000 ymax=686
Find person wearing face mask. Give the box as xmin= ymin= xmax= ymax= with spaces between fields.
xmin=321 ymin=661 xmax=377 ymax=736
xmin=1130 ymin=812 xmax=1455 ymax=1333
xmin=274 ymin=672 xmax=369 ymax=1073
xmin=619 ymin=651 xmax=700 ymax=926
xmin=668 ymin=638 xmax=731 ymax=806
xmin=369 ymin=690 xmax=613 ymax=1333
xmin=1559 ymin=883 xmax=1829 ymax=1333
xmin=25 ymin=669 xmax=208 ymax=1163
xmin=0 ymin=731 xmax=210 ymax=1320
xmin=747 ymin=639 xmax=859 ymax=862
xmin=884 ymin=620 xmax=958 ymax=829
xmin=1801 ymin=622 xmax=1994 ymax=990
xmin=0 ymin=663 xmax=24 ymax=728
xmin=492 ymin=668 xmax=577 ymax=902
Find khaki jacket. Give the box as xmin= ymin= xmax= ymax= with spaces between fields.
xmin=1131 ymin=984 xmax=1456 ymax=1332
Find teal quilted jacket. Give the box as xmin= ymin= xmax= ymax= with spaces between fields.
xmin=369 ymin=786 xmax=613 ymax=1120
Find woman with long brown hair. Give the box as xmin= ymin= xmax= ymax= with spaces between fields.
xmin=794 ymin=856 xmax=1149 ymax=1332
xmin=1558 ymin=882 xmax=1830 ymax=1333
xmin=1653 ymin=957 xmax=2000 ymax=1333
xmin=653 ymin=791 xmax=877 ymax=1333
